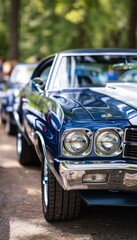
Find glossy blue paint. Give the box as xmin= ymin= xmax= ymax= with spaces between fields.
xmin=53 ymin=88 xmax=137 ymax=122
xmin=21 ymin=83 xmax=134 ymax=159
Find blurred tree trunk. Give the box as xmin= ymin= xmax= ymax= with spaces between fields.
xmin=128 ymin=0 xmax=137 ymax=48
xmin=8 ymin=0 xmax=20 ymax=60
xmin=77 ymin=24 xmax=85 ymax=48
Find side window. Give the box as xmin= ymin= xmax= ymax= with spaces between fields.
xmin=39 ymin=66 xmax=51 ymax=84
xmin=31 ymin=57 xmax=54 ymax=91
xmin=52 ymin=57 xmax=71 ymax=90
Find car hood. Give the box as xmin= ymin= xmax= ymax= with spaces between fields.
xmin=53 ymin=88 xmax=137 ymax=121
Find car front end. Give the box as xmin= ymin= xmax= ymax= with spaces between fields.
xmin=59 ymin=127 xmax=137 ymax=191
xmin=14 ymin=49 xmax=137 ymax=220
xmin=41 ymin=86 xmax=137 ymax=207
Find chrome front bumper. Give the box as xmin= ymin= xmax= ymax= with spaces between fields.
xmin=59 ymin=161 xmax=137 ymax=191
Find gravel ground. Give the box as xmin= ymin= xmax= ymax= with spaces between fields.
xmin=1 ymin=124 xmax=137 ymax=240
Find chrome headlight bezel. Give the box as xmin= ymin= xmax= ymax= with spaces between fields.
xmin=95 ymin=128 xmax=123 ymax=157
xmin=62 ymin=128 xmax=93 ymax=157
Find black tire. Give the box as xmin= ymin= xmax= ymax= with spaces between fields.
xmin=17 ymin=131 xmax=39 ymax=166
xmin=0 ymin=107 xmax=6 ymax=124
xmin=42 ymin=157 xmax=81 ymax=221
xmin=5 ymin=113 xmax=17 ymax=135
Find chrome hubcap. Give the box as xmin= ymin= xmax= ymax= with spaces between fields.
xmin=17 ymin=133 xmax=22 ymax=155
xmin=43 ymin=159 xmax=48 ymax=208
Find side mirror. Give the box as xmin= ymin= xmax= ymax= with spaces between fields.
xmin=33 ymin=77 xmax=44 ymax=91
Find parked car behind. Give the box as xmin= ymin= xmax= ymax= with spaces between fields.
xmin=13 ymin=49 xmax=137 ymax=221
xmin=0 ymin=63 xmax=37 ymax=135
xmin=106 ymin=65 xmax=137 ymax=92
xmin=119 ymin=69 xmax=137 ymax=82
xmin=0 ymin=81 xmax=8 ymax=99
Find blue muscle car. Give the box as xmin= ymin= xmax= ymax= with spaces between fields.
xmin=13 ymin=49 xmax=137 ymax=221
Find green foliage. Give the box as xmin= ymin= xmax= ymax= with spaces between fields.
xmin=0 ymin=0 xmax=136 ymax=61
xmin=0 ymin=0 xmax=10 ymax=59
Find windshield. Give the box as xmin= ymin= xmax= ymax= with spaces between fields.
xmin=52 ymin=55 xmax=137 ymax=89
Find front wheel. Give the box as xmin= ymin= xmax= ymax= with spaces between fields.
xmin=17 ymin=131 xmax=39 ymax=166
xmin=41 ymin=157 xmax=81 ymax=221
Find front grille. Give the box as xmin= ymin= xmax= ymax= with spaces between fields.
xmin=124 ymin=128 xmax=137 ymax=159
xmin=125 ymin=128 xmax=137 ymax=142
xmin=124 ymin=145 xmax=137 ymax=158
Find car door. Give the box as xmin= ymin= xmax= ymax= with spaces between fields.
xmin=22 ymin=57 xmax=55 ymax=144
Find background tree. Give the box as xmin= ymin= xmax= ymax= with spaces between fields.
xmin=0 ymin=0 xmax=9 ymax=59
xmin=0 ymin=0 xmax=136 ymax=62
xmin=128 ymin=0 xmax=137 ymax=48
xmin=8 ymin=0 xmax=20 ymax=60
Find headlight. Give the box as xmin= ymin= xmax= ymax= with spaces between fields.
xmin=62 ymin=129 xmax=92 ymax=157
xmin=95 ymin=129 xmax=123 ymax=156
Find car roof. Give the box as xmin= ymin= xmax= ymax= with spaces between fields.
xmin=59 ymin=49 xmax=137 ymax=55
xmin=13 ymin=62 xmax=38 ymax=68
xmin=38 ymin=49 xmax=137 ymax=66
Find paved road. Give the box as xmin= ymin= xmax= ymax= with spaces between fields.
xmin=0 ymin=124 xmax=137 ymax=240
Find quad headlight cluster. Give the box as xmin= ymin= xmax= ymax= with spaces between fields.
xmin=62 ymin=128 xmax=123 ymax=157
xmin=62 ymin=129 xmax=92 ymax=157
xmin=95 ymin=129 xmax=123 ymax=156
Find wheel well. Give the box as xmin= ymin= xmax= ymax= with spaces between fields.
xmin=34 ymin=133 xmax=45 ymax=161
